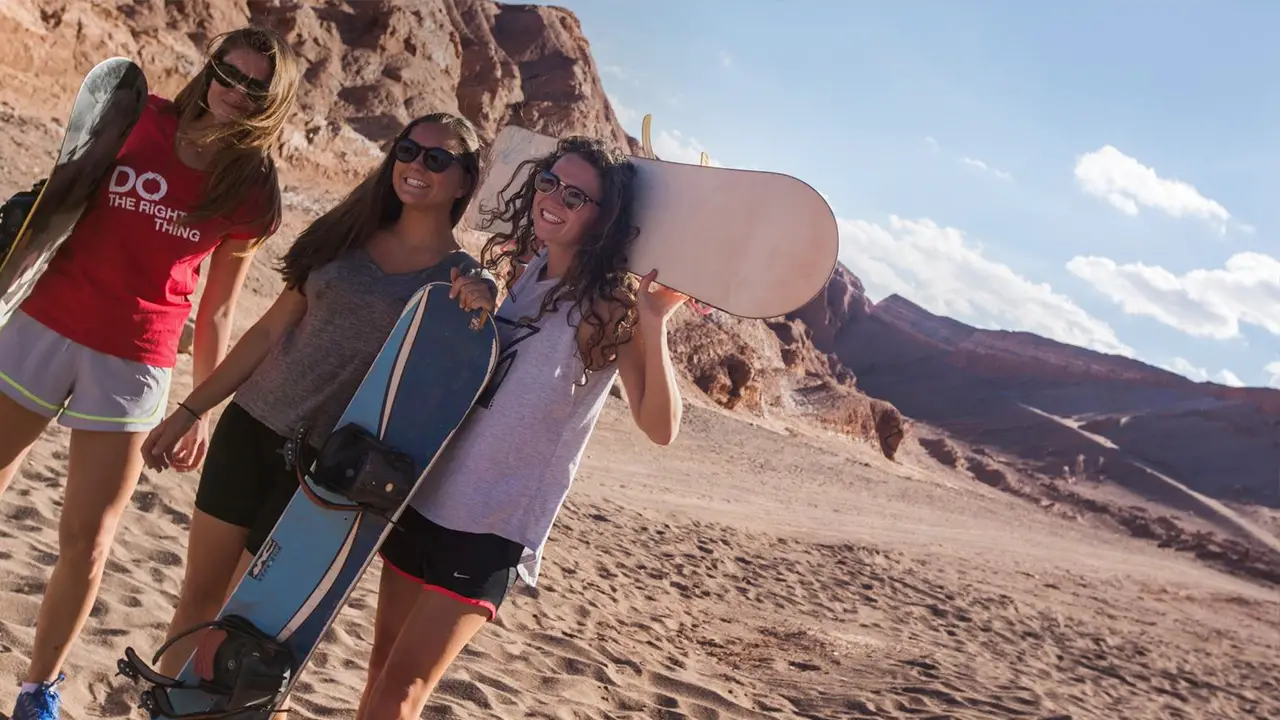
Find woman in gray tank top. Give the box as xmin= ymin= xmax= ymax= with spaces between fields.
xmin=358 ymin=136 xmax=690 ymax=720
xmin=136 ymin=112 xmax=499 ymax=680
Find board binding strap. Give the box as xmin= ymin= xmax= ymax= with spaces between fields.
xmin=117 ymin=283 xmax=498 ymax=720
xmin=116 ymin=418 xmax=423 ymax=720
xmin=285 ymin=417 xmax=421 ymax=521
xmin=117 ymin=615 xmax=294 ymax=720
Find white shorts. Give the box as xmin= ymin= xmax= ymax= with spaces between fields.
xmin=0 ymin=310 xmax=171 ymax=432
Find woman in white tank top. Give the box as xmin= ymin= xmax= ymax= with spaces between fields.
xmin=357 ymin=136 xmax=689 ymax=720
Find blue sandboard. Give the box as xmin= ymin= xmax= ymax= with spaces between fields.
xmin=121 ymin=281 xmax=498 ymax=717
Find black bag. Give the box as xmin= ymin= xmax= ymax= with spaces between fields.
xmin=294 ymin=422 xmax=418 ymax=516
xmin=0 ymin=178 xmax=46 ymax=251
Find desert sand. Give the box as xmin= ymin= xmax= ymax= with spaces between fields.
xmin=0 ymin=3 xmax=1278 ymax=717
xmin=1 ymin=293 xmax=1278 ymax=719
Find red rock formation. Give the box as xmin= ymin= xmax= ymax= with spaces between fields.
xmin=787 ymin=264 xmax=870 ymax=356
xmin=817 ymin=277 xmax=1280 ymax=505
xmin=0 ymin=1 xmax=634 ymax=180
xmin=0 ymin=0 xmax=901 ymax=458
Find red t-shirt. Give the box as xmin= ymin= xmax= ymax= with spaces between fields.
xmin=21 ymin=95 xmax=270 ymax=368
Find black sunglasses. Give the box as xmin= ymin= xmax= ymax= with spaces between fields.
xmin=533 ymin=170 xmax=596 ymax=212
xmin=394 ymin=138 xmax=462 ymax=173
xmin=208 ymin=58 xmax=269 ymax=103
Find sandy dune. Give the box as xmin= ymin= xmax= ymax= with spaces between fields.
xmin=2 ymin=384 xmax=1278 ymax=719
xmin=1 ymin=5 xmax=1276 ymax=718
xmin=1 ymin=80 xmax=1277 ymax=720
xmin=1021 ymin=403 xmax=1280 ymax=556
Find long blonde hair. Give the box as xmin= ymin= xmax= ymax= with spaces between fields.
xmin=170 ymin=26 xmax=302 ymax=247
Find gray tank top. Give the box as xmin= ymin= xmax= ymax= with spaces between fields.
xmin=408 ymin=248 xmax=619 ymax=586
xmin=234 ymin=247 xmax=486 ymax=445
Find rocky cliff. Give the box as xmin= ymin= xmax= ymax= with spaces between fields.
xmin=0 ymin=0 xmax=637 ymax=177
xmin=803 ymin=272 xmax=1280 ymax=507
xmin=0 ymin=0 xmax=902 ymax=457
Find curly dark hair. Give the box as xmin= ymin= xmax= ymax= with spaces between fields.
xmin=478 ymin=135 xmax=641 ymax=376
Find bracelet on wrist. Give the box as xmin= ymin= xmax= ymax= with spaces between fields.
xmin=177 ymin=402 xmax=203 ymax=419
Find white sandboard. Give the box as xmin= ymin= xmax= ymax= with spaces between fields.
xmin=464 ymin=117 xmax=839 ymax=319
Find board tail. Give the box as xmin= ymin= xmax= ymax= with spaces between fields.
xmin=118 ymin=615 xmax=295 ymax=720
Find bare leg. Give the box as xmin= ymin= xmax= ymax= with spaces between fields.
xmin=25 ymin=428 xmax=145 ymax=683
xmin=355 ymin=566 xmax=428 ymax=720
xmin=356 ymin=568 xmax=490 ymax=720
xmin=155 ymin=513 xmax=251 ymax=677
xmin=0 ymin=393 xmax=53 ymax=498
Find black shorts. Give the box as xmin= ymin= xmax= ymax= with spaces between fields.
xmin=194 ymin=402 xmax=298 ymax=556
xmin=378 ymin=508 xmax=525 ymax=619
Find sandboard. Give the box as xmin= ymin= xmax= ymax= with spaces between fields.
xmin=118 ymin=282 xmax=500 ymax=719
xmin=0 ymin=56 xmax=148 ymax=327
xmin=463 ymin=115 xmax=839 ymax=319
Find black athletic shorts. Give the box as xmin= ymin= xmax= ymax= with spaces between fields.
xmin=194 ymin=401 xmax=298 ymax=556
xmin=378 ymin=508 xmax=525 ymax=619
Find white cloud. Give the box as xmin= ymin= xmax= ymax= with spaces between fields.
xmin=1266 ymin=361 xmax=1280 ymax=389
xmin=816 ymin=190 xmax=836 ymax=214
xmin=839 ymin=215 xmax=1134 ymax=357
xmin=1066 ymin=252 xmax=1280 ymax=340
xmin=1073 ymin=145 xmax=1234 ymax=232
xmin=719 ymin=51 xmax=732 ymax=67
xmin=602 ymin=95 xmax=721 ymax=167
xmin=1163 ymin=358 xmax=1246 ymax=387
xmin=1166 ymin=357 xmax=1210 ymax=382
xmin=607 ymin=92 xmax=637 ymax=131
xmin=1218 ymin=369 xmax=1245 ymax=387
xmin=601 ymin=65 xmax=629 ymax=81
xmin=959 ymin=156 xmax=1012 ymax=181
xmin=648 ymin=128 xmax=719 ymax=166
xmin=924 ymin=137 xmax=1011 ymax=180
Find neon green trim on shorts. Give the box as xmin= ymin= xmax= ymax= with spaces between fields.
xmin=0 ymin=369 xmax=165 ymax=424
xmin=0 ymin=368 xmax=67 ymax=413
xmin=60 ymin=401 xmax=165 ymax=424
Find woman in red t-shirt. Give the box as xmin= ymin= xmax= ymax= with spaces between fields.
xmin=0 ymin=26 xmax=301 ymax=717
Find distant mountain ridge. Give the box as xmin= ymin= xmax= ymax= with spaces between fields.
xmin=790 ymin=262 xmax=1280 ymax=507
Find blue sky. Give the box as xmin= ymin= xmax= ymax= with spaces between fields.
xmin=540 ymin=0 xmax=1280 ymax=389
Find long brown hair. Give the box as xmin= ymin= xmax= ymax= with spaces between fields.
xmin=277 ymin=112 xmax=482 ymax=291
xmin=170 ymin=26 xmax=302 ymax=247
xmin=478 ymin=136 xmax=641 ymax=377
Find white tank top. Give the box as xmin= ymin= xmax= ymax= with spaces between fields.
xmin=408 ymin=249 xmax=620 ymax=586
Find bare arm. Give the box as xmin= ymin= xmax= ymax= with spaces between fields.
xmin=190 ymin=239 xmax=255 ymax=390
xmin=181 ymin=284 xmax=308 ymax=416
xmin=614 ymin=311 xmax=682 ymax=445
xmin=587 ymin=277 xmax=685 ymax=446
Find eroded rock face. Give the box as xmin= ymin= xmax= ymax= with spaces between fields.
xmin=818 ymin=275 xmax=1280 ymax=504
xmin=662 ymin=303 xmax=906 ymax=460
xmin=0 ymin=0 xmax=903 ymax=458
xmin=0 ymin=1 xmax=632 ymax=175
xmin=668 ymin=308 xmax=782 ymax=415
xmin=788 ymin=264 xmax=870 ymax=355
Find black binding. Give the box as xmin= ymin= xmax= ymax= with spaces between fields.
xmin=117 ymin=615 xmax=295 ymax=720
xmin=284 ymin=421 xmax=417 ymax=522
